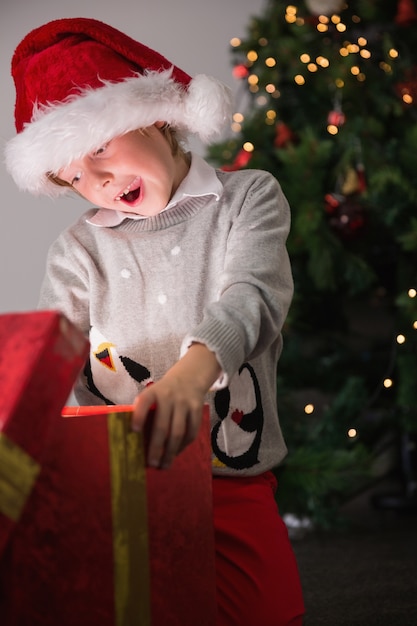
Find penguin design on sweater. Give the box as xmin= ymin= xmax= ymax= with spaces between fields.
xmin=211 ymin=363 xmax=263 ymax=470
xmin=84 ymin=326 xmax=153 ymax=405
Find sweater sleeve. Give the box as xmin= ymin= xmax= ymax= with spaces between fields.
xmin=181 ymin=170 xmax=294 ymax=385
xmin=38 ymin=226 xmax=91 ymax=337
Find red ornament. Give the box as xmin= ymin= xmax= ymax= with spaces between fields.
xmin=274 ymin=121 xmax=296 ymax=147
xmin=324 ymin=192 xmax=342 ymax=214
xmin=327 ymin=109 xmax=346 ymax=127
xmin=221 ymin=148 xmax=253 ymax=171
xmin=325 ymin=195 xmax=366 ymax=239
xmin=232 ymin=64 xmax=250 ymax=79
xmin=395 ymin=0 xmax=417 ymax=25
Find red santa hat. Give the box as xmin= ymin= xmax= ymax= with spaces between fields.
xmin=5 ymin=17 xmax=232 ymax=197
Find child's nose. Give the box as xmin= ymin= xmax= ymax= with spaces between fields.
xmin=91 ymin=168 xmax=113 ymax=188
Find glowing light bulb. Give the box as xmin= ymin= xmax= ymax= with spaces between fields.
xmin=265 ymin=57 xmax=276 ymax=67
xmin=384 ymin=378 xmax=393 ymax=388
xmin=317 ymin=56 xmax=329 ymax=68
xmin=408 ymin=289 xmax=417 ymax=298
xmin=230 ymin=37 xmax=241 ymax=47
xmin=304 ymin=404 xmax=314 ymax=414
xmin=347 ymin=428 xmax=357 ymax=438
xmin=243 ymin=142 xmax=254 ymax=152
xmin=247 ymin=50 xmax=258 ymax=62
xmin=327 ymin=124 xmax=339 ymax=135
xmin=397 ymin=334 xmax=406 ymax=344
xmin=294 ymin=74 xmax=305 ymax=85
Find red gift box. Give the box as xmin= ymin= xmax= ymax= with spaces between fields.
xmin=0 ymin=311 xmax=216 ymax=626
xmin=0 ymin=310 xmax=89 ymax=552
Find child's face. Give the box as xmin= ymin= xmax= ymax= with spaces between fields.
xmin=57 ymin=125 xmax=188 ymax=216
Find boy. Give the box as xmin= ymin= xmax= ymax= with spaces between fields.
xmin=5 ymin=18 xmax=304 ymax=625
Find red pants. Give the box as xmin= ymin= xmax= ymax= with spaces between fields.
xmin=213 ymin=472 xmax=305 ymax=626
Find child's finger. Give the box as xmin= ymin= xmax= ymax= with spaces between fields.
xmin=146 ymin=402 xmax=173 ymax=468
xmin=159 ymin=407 xmax=189 ymax=469
xmin=131 ymin=389 xmax=156 ymax=432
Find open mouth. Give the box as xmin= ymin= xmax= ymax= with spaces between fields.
xmin=116 ymin=178 xmax=141 ymax=205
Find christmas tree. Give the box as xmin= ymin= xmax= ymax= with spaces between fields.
xmin=209 ymin=0 xmax=417 ymax=528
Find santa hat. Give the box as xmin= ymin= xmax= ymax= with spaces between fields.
xmin=5 ymin=17 xmax=232 ymax=197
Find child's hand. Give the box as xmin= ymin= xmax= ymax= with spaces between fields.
xmin=131 ymin=343 xmax=221 ymax=469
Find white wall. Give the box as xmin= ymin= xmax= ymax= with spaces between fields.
xmin=1 ymin=0 xmax=265 ymax=313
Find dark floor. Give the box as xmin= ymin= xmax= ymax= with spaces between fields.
xmin=292 ymin=481 xmax=417 ymax=625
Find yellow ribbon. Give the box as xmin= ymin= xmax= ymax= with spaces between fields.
xmin=107 ymin=411 xmax=150 ymax=626
xmin=0 ymin=432 xmax=41 ymax=522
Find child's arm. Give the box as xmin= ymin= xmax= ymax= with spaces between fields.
xmin=131 ymin=342 xmax=221 ymax=469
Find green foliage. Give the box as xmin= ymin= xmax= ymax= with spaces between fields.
xmin=209 ymin=0 xmax=417 ymax=527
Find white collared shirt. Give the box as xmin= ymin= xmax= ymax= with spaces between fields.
xmin=86 ymin=152 xmax=223 ymax=227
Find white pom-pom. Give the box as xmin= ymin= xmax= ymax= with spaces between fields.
xmin=184 ymin=75 xmax=233 ymax=142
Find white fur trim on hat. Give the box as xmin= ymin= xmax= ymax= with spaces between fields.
xmin=5 ymin=69 xmax=232 ymax=197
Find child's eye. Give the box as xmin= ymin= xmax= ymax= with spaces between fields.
xmin=93 ymin=143 xmax=108 ymax=156
xmin=71 ymin=172 xmax=82 ymax=185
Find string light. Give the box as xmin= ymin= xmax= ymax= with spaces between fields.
xmin=233 ymin=113 xmax=244 ymax=123
xmin=384 ymin=379 xmax=393 ymax=388
xmin=388 ymin=48 xmax=399 ymax=59
xmin=285 ymin=5 xmax=297 ymax=24
xmin=327 ymin=124 xmax=339 ymax=135
xmin=379 ymin=62 xmax=393 ymax=74
xmin=294 ymin=74 xmax=305 ymax=85
xmin=304 ymin=404 xmax=314 ymax=414
xmin=347 ymin=428 xmax=357 ymax=438
xmin=243 ymin=142 xmax=254 ymax=152
xmin=265 ymin=57 xmax=277 ymax=67
xmin=397 ymin=334 xmax=406 ymax=344
xmin=408 ymin=288 xmax=417 ymax=298
xmin=316 ymin=56 xmax=329 ymax=68
xmin=230 ymin=37 xmax=241 ymax=47
xmin=247 ymin=50 xmax=258 ymax=62
xmin=256 ymin=95 xmax=268 ymax=105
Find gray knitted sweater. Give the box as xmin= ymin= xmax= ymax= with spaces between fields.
xmin=39 ymin=161 xmax=293 ymax=476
